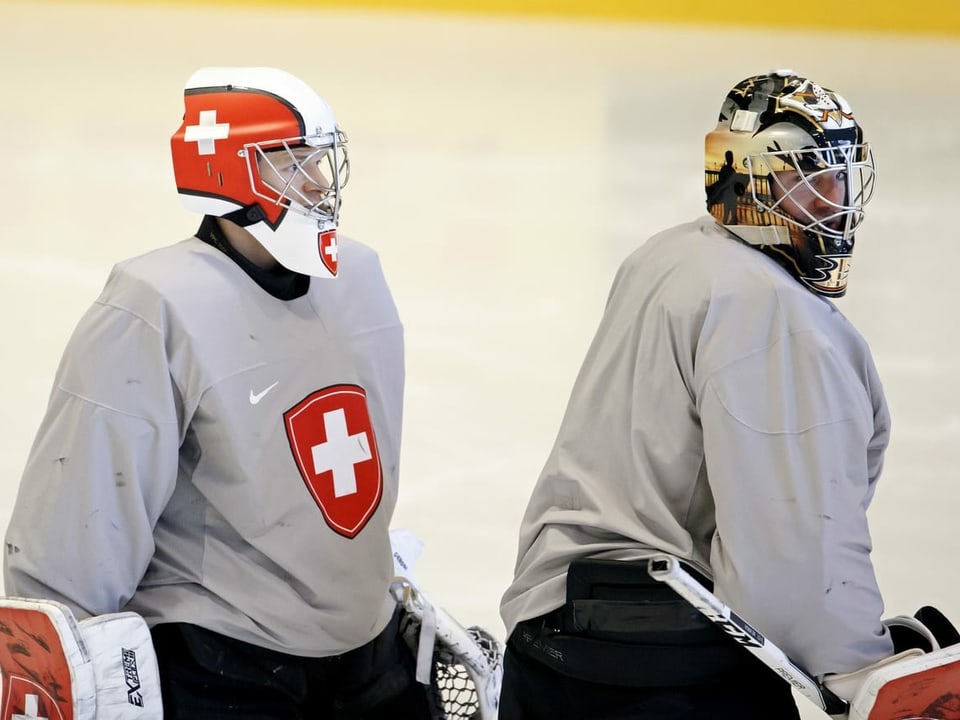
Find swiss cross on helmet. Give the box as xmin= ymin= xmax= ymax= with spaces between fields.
xmin=704 ymin=70 xmax=876 ymax=297
xmin=171 ymin=67 xmax=349 ymax=278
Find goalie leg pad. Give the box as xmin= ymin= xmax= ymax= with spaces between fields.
xmin=0 ymin=597 xmax=161 ymax=720
xmin=0 ymin=597 xmax=96 ymax=720
xmin=77 ymin=612 xmax=162 ymax=719
xmin=849 ymin=644 xmax=960 ymax=720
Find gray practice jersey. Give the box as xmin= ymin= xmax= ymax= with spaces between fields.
xmin=5 ymin=234 xmax=404 ymax=657
xmin=501 ymin=216 xmax=894 ymax=678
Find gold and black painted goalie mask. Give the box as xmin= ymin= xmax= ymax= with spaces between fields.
xmin=704 ymin=70 xmax=876 ymax=297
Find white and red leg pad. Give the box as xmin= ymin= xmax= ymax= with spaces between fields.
xmin=0 ymin=597 xmax=161 ymax=720
xmin=849 ymin=644 xmax=960 ymax=720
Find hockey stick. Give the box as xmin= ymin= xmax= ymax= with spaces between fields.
xmin=390 ymin=578 xmax=503 ymax=690
xmin=647 ymin=554 xmax=848 ymax=716
xmin=389 ymin=529 xmax=503 ymax=720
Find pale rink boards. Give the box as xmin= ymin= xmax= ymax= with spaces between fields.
xmin=1 ymin=4 xmax=958 ymax=716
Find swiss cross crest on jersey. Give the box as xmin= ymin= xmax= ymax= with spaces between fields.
xmin=284 ymin=384 xmax=382 ymax=538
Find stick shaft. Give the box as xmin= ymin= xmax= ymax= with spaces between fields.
xmin=647 ymin=555 xmax=847 ymax=715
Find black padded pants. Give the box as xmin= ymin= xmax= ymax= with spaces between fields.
xmin=499 ymin=637 xmax=801 ymax=720
xmin=150 ymin=608 xmax=433 ymax=720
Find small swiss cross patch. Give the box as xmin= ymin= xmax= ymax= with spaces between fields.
xmin=0 ymin=608 xmax=74 ymax=720
xmin=4 ymin=678 xmax=63 ymax=720
xmin=319 ymin=230 xmax=338 ymax=276
xmin=283 ymin=385 xmax=382 ymax=538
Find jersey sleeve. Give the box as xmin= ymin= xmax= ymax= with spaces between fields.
xmin=4 ymin=292 xmax=181 ymax=619
xmin=699 ymin=326 xmax=894 ymax=678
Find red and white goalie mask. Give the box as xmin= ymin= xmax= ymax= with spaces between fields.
xmin=171 ymin=66 xmax=350 ymax=278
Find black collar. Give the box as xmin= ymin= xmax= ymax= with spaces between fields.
xmin=196 ymin=216 xmax=310 ymax=300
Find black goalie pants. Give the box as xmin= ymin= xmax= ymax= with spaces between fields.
xmin=150 ymin=607 xmax=433 ymax=720
xmin=500 ymin=558 xmax=801 ymax=720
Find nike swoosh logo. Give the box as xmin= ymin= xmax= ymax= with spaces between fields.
xmin=249 ymin=381 xmax=279 ymax=405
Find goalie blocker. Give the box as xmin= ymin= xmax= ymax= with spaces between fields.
xmin=0 ymin=597 xmax=161 ymax=720
xmin=828 ymin=609 xmax=960 ymax=720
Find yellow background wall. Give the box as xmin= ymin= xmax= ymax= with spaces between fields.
xmin=141 ymin=0 xmax=960 ymax=37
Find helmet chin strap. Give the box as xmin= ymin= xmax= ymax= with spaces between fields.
xmin=221 ymin=204 xmax=270 ymax=228
xmin=720 ymin=223 xmax=793 ymax=247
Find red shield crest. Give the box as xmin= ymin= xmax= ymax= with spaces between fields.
xmin=319 ymin=230 xmax=338 ymax=276
xmin=284 ymin=385 xmax=382 ymax=538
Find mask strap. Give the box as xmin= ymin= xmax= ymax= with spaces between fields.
xmin=222 ymin=204 xmax=269 ymax=228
